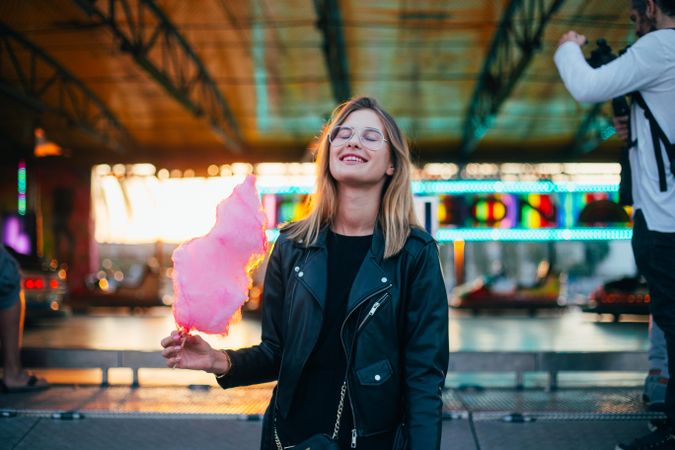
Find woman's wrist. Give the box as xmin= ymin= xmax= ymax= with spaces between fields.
xmin=211 ymin=349 xmax=232 ymax=377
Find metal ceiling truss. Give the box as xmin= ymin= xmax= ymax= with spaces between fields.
xmin=313 ymin=0 xmax=351 ymax=104
xmin=569 ymin=104 xmax=614 ymax=155
xmin=459 ymin=0 xmax=565 ymax=160
xmin=0 ymin=22 xmax=130 ymax=153
xmin=73 ymin=0 xmax=242 ymax=150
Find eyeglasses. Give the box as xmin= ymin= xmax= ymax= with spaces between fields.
xmin=328 ymin=126 xmax=388 ymax=151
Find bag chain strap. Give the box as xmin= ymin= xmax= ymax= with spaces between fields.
xmin=273 ymin=379 xmax=348 ymax=450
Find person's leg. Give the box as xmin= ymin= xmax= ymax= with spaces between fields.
xmin=0 ymin=292 xmax=47 ymax=389
xmin=617 ymin=222 xmax=675 ymax=449
xmin=632 ymin=211 xmax=666 ymax=404
xmin=647 ymin=230 xmax=675 ymax=429
xmin=650 ymin=320 xmax=670 ymax=377
xmin=645 ymin=318 xmax=669 ymax=408
xmin=0 ymin=295 xmax=24 ymax=379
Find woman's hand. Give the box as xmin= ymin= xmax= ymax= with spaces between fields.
xmin=160 ymin=330 xmax=230 ymax=374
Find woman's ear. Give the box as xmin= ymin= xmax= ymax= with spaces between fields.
xmin=386 ymin=166 xmax=395 ymax=176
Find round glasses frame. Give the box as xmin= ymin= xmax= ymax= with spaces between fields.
xmin=328 ymin=126 xmax=388 ymax=151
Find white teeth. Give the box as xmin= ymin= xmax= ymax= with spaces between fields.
xmin=342 ymin=155 xmax=366 ymax=162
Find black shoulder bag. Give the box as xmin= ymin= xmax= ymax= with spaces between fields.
xmin=272 ymin=377 xmax=347 ymax=450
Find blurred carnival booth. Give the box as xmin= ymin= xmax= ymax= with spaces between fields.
xmin=86 ymin=161 xmax=641 ymax=319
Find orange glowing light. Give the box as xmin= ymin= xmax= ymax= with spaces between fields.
xmin=34 ymin=128 xmax=63 ymax=157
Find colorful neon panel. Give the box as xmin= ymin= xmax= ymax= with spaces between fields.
xmin=265 ymin=228 xmax=633 ymax=243
xmin=275 ymin=194 xmax=310 ymax=224
xmin=260 ymin=181 xmax=631 ymax=242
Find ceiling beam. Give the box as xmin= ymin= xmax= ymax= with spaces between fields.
xmin=313 ymin=0 xmax=351 ymax=104
xmin=0 ymin=21 xmax=130 ymax=154
xmin=72 ymin=0 xmax=242 ymax=151
xmin=459 ymin=0 xmax=565 ymax=160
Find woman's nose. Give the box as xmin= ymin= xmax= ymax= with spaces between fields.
xmin=346 ymin=132 xmax=360 ymax=147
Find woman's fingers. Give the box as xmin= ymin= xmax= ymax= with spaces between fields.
xmin=160 ymin=331 xmax=185 ymax=348
xmin=166 ymin=356 xmax=182 ymax=368
xmin=161 ymin=330 xmax=191 ymax=368
xmin=161 ymin=345 xmax=183 ymax=359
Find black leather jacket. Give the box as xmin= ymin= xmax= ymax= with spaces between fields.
xmin=217 ymin=224 xmax=449 ymax=450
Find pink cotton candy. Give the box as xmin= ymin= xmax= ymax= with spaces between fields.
xmin=171 ymin=175 xmax=267 ymax=334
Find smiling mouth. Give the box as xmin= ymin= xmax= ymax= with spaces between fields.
xmin=340 ymin=154 xmax=367 ymax=163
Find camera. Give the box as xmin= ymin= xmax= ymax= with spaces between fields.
xmin=586 ymin=39 xmax=633 ymax=205
xmin=586 ymin=39 xmax=630 ymax=117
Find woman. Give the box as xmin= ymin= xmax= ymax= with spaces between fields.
xmin=161 ymin=96 xmax=449 ymax=449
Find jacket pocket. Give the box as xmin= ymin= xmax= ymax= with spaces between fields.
xmin=356 ymin=359 xmax=392 ymax=386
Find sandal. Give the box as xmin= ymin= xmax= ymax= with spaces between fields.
xmin=0 ymin=375 xmax=50 ymax=394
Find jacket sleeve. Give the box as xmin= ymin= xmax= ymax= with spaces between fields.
xmin=403 ymin=241 xmax=449 ymax=450
xmin=217 ymin=238 xmax=286 ymax=389
xmin=553 ymin=33 xmax=670 ymax=103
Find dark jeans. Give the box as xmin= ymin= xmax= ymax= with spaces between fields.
xmin=632 ymin=210 xmax=675 ymax=425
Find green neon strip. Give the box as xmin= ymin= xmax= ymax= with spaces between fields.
xmin=256 ymin=180 xmax=619 ymax=195
xmin=18 ymin=162 xmax=26 ymax=215
xmin=17 ymin=196 xmax=26 ymax=216
xmin=564 ymin=193 xmax=574 ymax=228
xmin=475 ymin=201 xmax=487 ymax=221
xmin=266 ymin=227 xmax=632 ymax=243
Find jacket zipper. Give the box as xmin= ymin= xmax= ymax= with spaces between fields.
xmin=339 ymin=284 xmax=392 ymax=448
xmin=356 ymin=293 xmax=390 ymax=332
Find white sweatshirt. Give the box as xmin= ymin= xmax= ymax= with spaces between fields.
xmin=554 ymin=29 xmax=675 ymax=232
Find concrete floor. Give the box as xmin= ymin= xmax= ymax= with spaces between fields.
xmin=4 ymin=308 xmax=658 ymax=449
xmin=0 ymin=385 xmax=664 ymax=450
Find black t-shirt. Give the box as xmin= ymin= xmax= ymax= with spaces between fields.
xmin=277 ymin=231 xmax=395 ymax=449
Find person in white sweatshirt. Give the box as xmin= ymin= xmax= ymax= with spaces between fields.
xmin=554 ymin=1 xmax=675 ymax=449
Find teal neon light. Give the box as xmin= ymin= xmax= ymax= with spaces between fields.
xmin=601 ymin=126 xmax=617 ymax=141
xmin=265 ymin=228 xmax=632 ymax=243
xmin=17 ymin=160 xmax=26 ymax=216
xmin=266 ymin=229 xmax=281 ymax=242
xmin=256 ymin=180 xmax=619 ymax=195
xmin=410 ymin=180 xmax=619 ymax=194
xmin=435 ymin=228 xmax=632 ymax=242
xmin=258 ymin=185 xmax=314 ymax=195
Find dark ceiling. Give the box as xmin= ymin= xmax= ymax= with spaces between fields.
xmin=0 ymin=0 xmax=633 ymax=167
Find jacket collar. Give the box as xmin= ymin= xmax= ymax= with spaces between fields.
xmin=296 ymin=222 xmax=390 ymax=313
xmin=300 ymin=222 xmax=386 ymax=263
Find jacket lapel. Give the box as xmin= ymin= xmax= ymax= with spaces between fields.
xmin=297 ymin=247 xmax=327 ymax=309
xmin=346 ymin=253 xmax=389 ymax=314
xmin=296 ymin=227 xmax=329 ymax=309
xmin=346 ymin=225 xmax=390 ymax=314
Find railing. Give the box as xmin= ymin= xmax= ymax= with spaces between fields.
xmin=22 ymin=348 xmax=648 ymax=390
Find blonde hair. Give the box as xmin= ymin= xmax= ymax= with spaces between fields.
xmin=285 ymin=96 xmax=420 ymax=258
